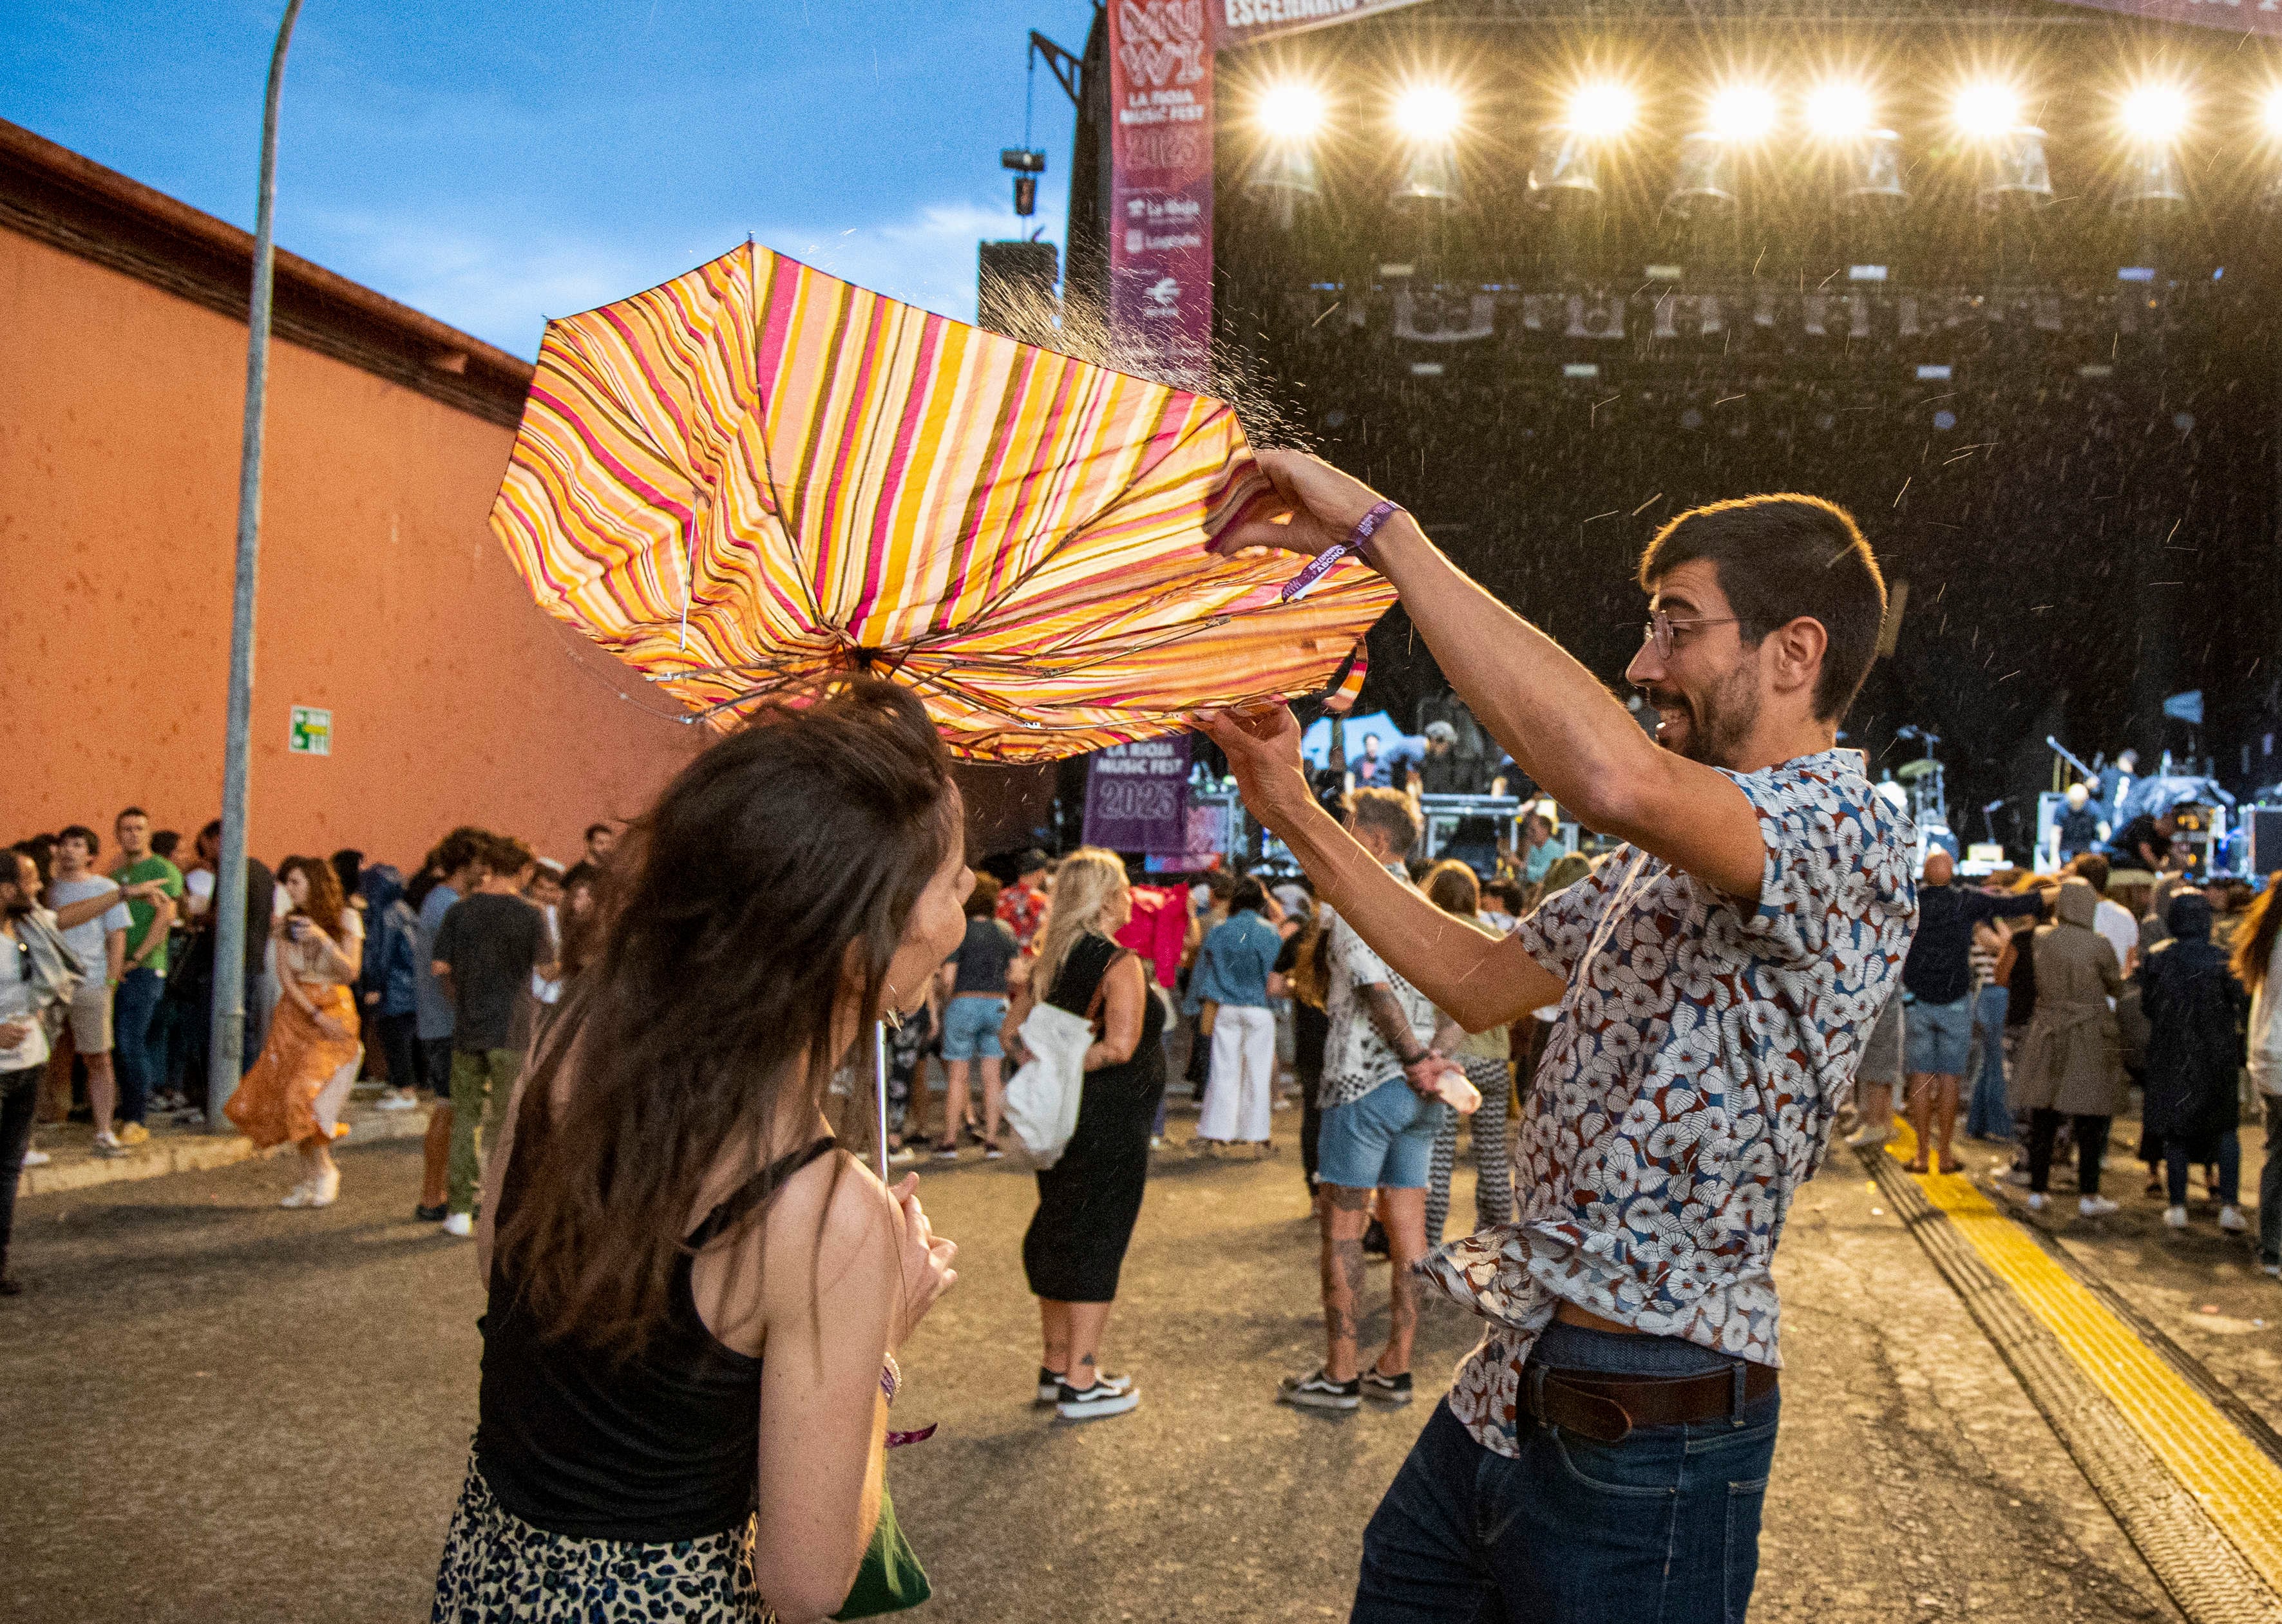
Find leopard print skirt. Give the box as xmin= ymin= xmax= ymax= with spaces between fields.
xmin=432 ymin=1451 xmax=775 ymax=1623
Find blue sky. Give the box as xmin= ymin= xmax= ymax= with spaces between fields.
xmin=3 ymin=1 xmax=1091 ymax=357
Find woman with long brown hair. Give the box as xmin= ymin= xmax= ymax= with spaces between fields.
xmin=1000 ymin=847 xmax=1163 ymax=1422
xmin=2233 ymin=874 xmax=2282 ymax=1276
xmin=225 ymin=854 xmax=364 ymax=1208
xmin=431 ymin=683 xmax=964 ymax=1623
xmin=1420 ymin=860 xmax=1514 ymax=1242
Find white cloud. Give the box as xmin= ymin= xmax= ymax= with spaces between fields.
xmin=299 ymin=194 xmax=1062 ymax=359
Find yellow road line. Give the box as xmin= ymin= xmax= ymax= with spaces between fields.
xmin=1883 ymin=1120 xmax=2282 ymax=1589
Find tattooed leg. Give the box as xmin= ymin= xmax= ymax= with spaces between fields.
xmin=1321 ymin=1184 xmax=1373 ymax=1381
xmin=1379 ymin=1185 xmax=1429 ymax=1377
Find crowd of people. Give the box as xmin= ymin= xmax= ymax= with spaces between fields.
xmin=1842 ymin=840 xmax=2282 ymax=1267
xmin=0 ymin=813 xmax=620 ymax=1284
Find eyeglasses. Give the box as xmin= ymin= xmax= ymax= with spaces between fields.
xmin=1640 ymin=610 xmax=1740 ymax=661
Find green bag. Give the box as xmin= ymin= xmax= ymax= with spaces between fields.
xmin=832 ymin=1484 xmax=931 ymax=1619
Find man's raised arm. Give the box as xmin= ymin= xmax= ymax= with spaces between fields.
xmin=1215 ymin=451 xmax=1775 ymax=900
xmin=1196 ymin=706 xmax=1560 ymax=1033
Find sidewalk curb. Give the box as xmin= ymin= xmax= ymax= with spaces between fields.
xmin=18 ymin=1107 xmax=432 ymax=1198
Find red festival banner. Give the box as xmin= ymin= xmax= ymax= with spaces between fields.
xmin=1109 ymin=1 xmax=1216 ymax=380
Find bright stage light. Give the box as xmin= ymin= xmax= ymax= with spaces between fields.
xmin=1256 ymin=81 xmax=1327 ymax=142
xmin=2120 ymin=82 xmax=2190 ymax=142
xmin=1953 ymin=80 xmax=2023 ymax=138
xmin=1393 ymin=84 xmax=1463 ymax=142
xmin=1566 ymin=80 xmax=1637 ymax=138
xmin=1805 ymin=82 xmax=1875 ymax=139
xmin=2264 ymin=86 xmax=2282 ymax=137
xmin=1706 ymin=83 xmax=1778 ymax=142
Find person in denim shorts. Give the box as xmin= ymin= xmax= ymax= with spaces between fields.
xmin=937 ymin=874 xmax=1018 ymax=1161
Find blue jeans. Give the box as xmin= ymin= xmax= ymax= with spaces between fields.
xmin=1964 ymin=985 xmax=2011 ymax=1140
xmin=1355 ymin=1327 xmax=1781 ymax=1623
xmin=1318 ymin=1081 xmax=1447 ymax=1191
xmin=111 ymin=967 xmax=167 ymax=1126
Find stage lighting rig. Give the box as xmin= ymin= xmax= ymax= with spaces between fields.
xmin=1669 ymin=82 xmax=1777 ymax=218
xmin=1248 ymin=81 xmax=1327 ymax=227
xmin=1530 ymin=79 xmax=1635 ymax=205
xmin=1391 ymin=84 xmax=1464 ymax=209
xmin=1804 ymin=82 xmax=1905 ymax=215
xmin=1953 ymin=81 xmax=2051 ymax=211
xmin=1805 ymin=82 xmax=1874 ymax=140
xmin=1707 ymin=84 xmax=1778 ymax=144
xmin=2116 ymin=82 xmax=2190 ymax=214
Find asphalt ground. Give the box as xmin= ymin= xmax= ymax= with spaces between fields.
xmin=3 ymin=1107 xmax=2189 ymax=1624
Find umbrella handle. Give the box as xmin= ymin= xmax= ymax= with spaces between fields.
xmin=873 ymin=1018 xmax=890 ymax=1184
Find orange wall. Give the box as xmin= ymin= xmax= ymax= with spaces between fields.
xmin=0 ymin=227 xmax=699 ymax=875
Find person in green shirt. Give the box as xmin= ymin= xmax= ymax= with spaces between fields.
xmin=109 ymin=807 xmax=184 ymax=1138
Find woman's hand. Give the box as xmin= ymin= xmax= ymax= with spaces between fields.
xmin=1194 ymin=703 xmax=1319 ymax=842
xmin=885 ymin=1173 xmax=957 ymax=1351
xmin=314 ymin=1011 xmax=349 ymax=1041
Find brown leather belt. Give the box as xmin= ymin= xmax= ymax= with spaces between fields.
xmin=1523 ymin=1360 xmax=1779 ymax=1444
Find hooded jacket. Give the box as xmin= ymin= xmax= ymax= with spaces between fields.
xmin=2011 ymin=879 xmax=2127 ymax=1117
xmin=357 ymin=865 xmax=421 ymax=1020
xmin=2136 ymin=894 xmax=2249 ymax=1143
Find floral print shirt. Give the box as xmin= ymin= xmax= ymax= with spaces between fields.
xmin=995 ymin=881 xmax=1048 ymax=951
xmin=1421 ymin=750 xmax=1916 ymax=1458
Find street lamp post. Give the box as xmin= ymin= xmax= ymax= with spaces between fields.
xmin=209 ymin=0 xmax=305 ymax=1131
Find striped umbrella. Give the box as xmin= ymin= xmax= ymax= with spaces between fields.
xmin=490 ymin=241 xmax=1393 ymax=762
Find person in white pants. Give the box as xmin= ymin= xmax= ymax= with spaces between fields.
xmin=1189 ymin=877 xmax=1286 ymax=1150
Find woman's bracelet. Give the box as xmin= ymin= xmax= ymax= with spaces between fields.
xmin=880 ymin=1352 xmax=901 ymax=1408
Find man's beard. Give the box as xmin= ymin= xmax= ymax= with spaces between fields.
xmin=1644 ymin=660 xmax=1762 ymax=768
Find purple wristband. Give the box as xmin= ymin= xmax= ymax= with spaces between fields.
xmin=1280 ymin=500 xmax=1403 ymax=604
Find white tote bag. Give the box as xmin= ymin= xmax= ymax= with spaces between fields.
xmin=1002 ymin=1001 xmax=1095 ymax=1169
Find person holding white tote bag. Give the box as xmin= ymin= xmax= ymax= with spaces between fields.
xmin=999 ymin=849 xmax=1163 ymax=1423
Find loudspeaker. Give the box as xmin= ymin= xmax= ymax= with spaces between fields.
xmin=2247 ymin=806 xmax=2282 ymax=876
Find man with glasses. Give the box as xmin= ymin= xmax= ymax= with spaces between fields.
xmin=1201 ymin=455 xmax=1916 ymax=1624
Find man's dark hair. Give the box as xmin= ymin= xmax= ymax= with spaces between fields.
xmin=151 ymin=831 xmax=180 ymax=860
xmin=2068 ymin=853 xmax=2113 ymax=896
xmin=1016 ymin=847 xmax=1051 ymax=878
xmin=117 ymin=806 xmax=147 ymax=824
xmin=1230 ymin=876 xmax=1268 ymax=915
xmin=1638 ymin=493 xmax=1887 ymax=723
xmin=964 ymin=873 xmax=1003 ymax=918
xmin=199 ymin=818 xmax=223 ymax=842
xmin=431 ymin=826 xmax=490 ymax=879
xmin=1348 ymin=787 xmax=1421 ymax=854
xmin=585 ymin=822 xmax=613 ymax=842
xmin=58 ymin=824 xmax=100 ymax=858
xmin=486 ymin=833 xmax=537 ymax=876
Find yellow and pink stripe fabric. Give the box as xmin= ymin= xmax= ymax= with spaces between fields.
xmin=490 ymin=241 xmax=1394 ymax=761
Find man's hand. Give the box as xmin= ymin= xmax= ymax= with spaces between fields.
xmin=0 ymin=1019 xmax=32 ymax=1049
xmin=1194 ymin=703 xmax=1318 ymax=840
xmin=1402 ymin=1050 xmax=1463 ymax=1100
xmin=1217 ymin=449 xmax=1399 ymax=558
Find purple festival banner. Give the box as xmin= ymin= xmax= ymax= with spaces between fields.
xmin=1108 ymin=1 xmax=1215 ymax=381
xmin=1083 ymin=737 xmax=1193 ymax=854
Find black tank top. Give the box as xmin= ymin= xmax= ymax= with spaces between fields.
xmin=473 ymin=1133 xmax=839 ymax=1542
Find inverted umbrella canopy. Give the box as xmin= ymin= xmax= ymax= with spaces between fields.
xmin=491 ymin=241 xmax=1395 ymax=761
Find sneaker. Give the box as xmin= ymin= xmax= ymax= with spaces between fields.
xmin=983 ymin=1142 xmax=1005 ymax=1162
xmin=442 ymin=1211 xmax=475 ymax=1238
xmin=2005 ymin=1166 xmax=2033 ymax=1187
xmin=889 ymin=1144 xmax=920 ymax=1166
xmin=90 ymin=1132 xmax=128 ymax=1158
xmin=2026 ymin=1192 xmax=2049 ymax=1213
xmin=1038 ymin=1367 xmax=1132 ymax=1404
xmin=375 ymin=1088 xmax=419 ymax=1112
xmin=2261 ymin=1260 xmax=2281 ymax=1278
xmin=114 ymin=1122 xmax=151 ymax=1147
xmin=20 ymin=1148 xmax=48 ymax=1168
xmin=414 ymin=1204 xmax=448 ymax=1223
xmin=1360 ymin=1368 xmax=1414 ymax=1406
xmin=1277 ymin=1368 xmax=1362 ymax=1410
xmin=1843 ymin=1126 xmax=1891 ymax=1150
xmin=933 ymin=1146 xmax=960 ymax=1163
xmin=2164 ymin=1205 xmax=2190 ymax=1230
xmin=1055 ymin=1379 xmax=1140 ymax=1422
xmin=280 ymin=1180 xmax=317 ymax=1209
xmin=2220 ymin=1206 xmax=2249 ymax=1234
xmin=2080 ymin=1195 xmax=2120 ymax=1218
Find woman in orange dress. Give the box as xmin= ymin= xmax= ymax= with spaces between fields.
xmin=226 ymin=855 xmax=365 ymax=1207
